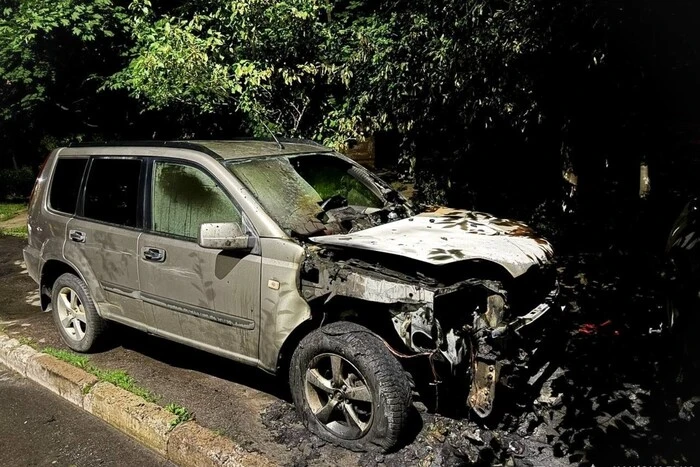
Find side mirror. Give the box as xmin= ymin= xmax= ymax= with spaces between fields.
xmin=198 ymin=223 xmax=253 ymax=251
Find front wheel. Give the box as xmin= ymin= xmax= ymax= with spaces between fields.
xmin=289 ymin=321 xmax=412 ymax=452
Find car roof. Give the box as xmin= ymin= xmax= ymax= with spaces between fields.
xmin=66 ymin=138 xmax=334 ymax=161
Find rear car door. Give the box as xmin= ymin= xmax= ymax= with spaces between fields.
xmin=137 ymin=159 xmax=261 ymax=363
xmin=64 ymin=157 xmax=149 ymax=327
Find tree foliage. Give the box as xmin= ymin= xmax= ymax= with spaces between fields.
xmin=0 ymin=0 xmax=125 ymax=117
xmin=99 ymin=0 xmax=611 ymax=211
xmin=108 ymin=0 xmax=334 ymax=137
xmin=0 ymin=0 xmax=129 ymax=161
xmin=109 ymin=1 xmax=607 ymax=149
xmin=1 ymin=0 xmax=699 ymax=220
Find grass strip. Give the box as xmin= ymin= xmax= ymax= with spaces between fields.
xmin=41 ymin=346 xmax=193 ymax=425
xmin=43 ymin=346 xmax=159 ymax=403
xmin=0 ymin=202 xmax=25 ymax=222
xmin=0 ymin=226 xmax=28 ymax=238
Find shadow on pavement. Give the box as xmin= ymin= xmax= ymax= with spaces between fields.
xmin=114 ymin=325 xmax=285 ymax=399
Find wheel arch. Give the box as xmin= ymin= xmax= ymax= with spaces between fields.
xmin=40 ymin=259 xmax=91 ymax=312
xmin=276 ymin=296 xmax=406 ymax=379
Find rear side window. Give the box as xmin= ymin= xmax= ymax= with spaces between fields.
xmin=49 ymin=158 xmax=88 ymax=214
xmin=83 ymin=158 xmax=142 ymax=227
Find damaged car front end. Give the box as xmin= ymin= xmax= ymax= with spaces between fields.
xmin=301 ymin=208 xmax=558 ymax=418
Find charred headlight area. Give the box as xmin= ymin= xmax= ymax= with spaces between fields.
xmin=433 ymin=279 xmax=508 ymax=330
xmin=506 ymin=264 xmax=558 ymax=317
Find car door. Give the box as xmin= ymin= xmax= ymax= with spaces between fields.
xmin=137 ymin=159 xmax=262 ymax=363
xmin=63 ymin=157 xmax=149 ymax=327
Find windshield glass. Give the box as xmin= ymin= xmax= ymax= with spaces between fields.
xmin=227 ymin=154 xmax=386 ymax=236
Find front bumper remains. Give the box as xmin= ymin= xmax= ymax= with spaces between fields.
xmin=506 ymin=285 xmax=560 ymax=335
xmin=468 ymin=284 xmax=561 ymax=417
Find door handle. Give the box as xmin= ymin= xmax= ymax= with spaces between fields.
xmin=69 ymin=230 xmax=86 ymax=243
xmin=142 ymin=247 xmax=166 ymax=262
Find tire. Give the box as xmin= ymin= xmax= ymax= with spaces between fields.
xmin=51 ymin=273 xmax=107 ymax=352
xmin=289 ymin=321 xmax=412 ymax=452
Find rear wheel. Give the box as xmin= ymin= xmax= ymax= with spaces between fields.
xmin=289 ymin=321 xmax=412 ymax=452
xmin=51 ymin=273 xmax=106 ymax=352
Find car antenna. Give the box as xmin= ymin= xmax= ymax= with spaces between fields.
xmin=257 ymin=116 xmax=284 ymax=150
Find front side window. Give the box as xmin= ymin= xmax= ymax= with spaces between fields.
xmin=151 ymin=162 xmax=242 ymax=240
xmin=294 ymin=156 xmax=383 ymax=208
xmin=49 ymin=158 xmax=88 ymax=214
xmin=83 ymin=158 xmax=142 ymax=227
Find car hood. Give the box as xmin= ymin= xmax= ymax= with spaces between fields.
xmin=310 ymin=207 xmax=554 ymax=278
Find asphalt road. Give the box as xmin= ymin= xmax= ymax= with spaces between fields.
xmin=0 ymin=362 xmax=173 ymax=467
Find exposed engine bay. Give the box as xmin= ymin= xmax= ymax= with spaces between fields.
xmin=300 ymin=243 xmax=559 ymax=417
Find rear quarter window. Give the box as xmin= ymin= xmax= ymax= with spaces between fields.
xmin=49 ymin=158 xmax=88 ymax=215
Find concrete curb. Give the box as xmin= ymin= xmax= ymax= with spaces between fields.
xmin=0 ymin=333 xmax=274 ymax=467
xmin=168 ymin=422 xmax=271 ymax=467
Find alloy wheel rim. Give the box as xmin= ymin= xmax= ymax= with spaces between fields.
xmin=304 ymin=353 xmax=374 ymax=439
xmin=56 ymin=286 xmax=87 ymax=341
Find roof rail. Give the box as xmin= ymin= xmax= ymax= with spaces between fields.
xmin=65 ymin=138 xmax=332 ymax=160
xmin=277 ymin=137 xmax=326 ymax=147
xmin=66 ymin=140 xmax=223 ymax=160
xmin=222 ymin=136 xmax=327 ymax=148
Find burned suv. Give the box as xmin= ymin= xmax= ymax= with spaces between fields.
xmin=24 ymin=139 xmax=557 ymax=452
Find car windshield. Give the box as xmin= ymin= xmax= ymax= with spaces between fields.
xmin=227 ymin=154 xmax=387 ymax=236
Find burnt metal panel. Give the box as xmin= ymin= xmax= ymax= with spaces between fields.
xmin=311 ymin=208 xmax=554 ymax=278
